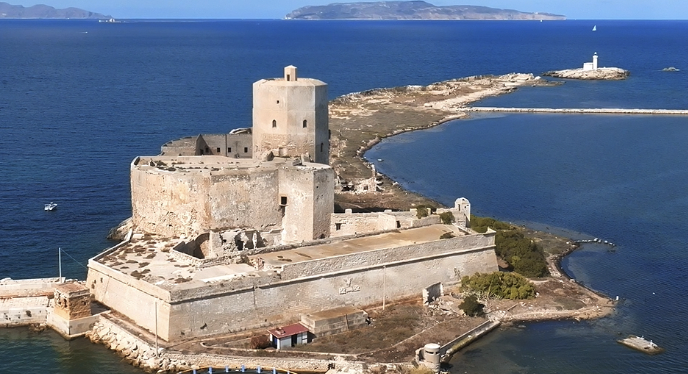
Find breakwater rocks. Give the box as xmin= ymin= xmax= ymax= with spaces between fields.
xmin=543 ymin=67 xmax=629 ymax=80
xmin=461 ymin=107 xmax=688 ymax=115
xmin=87 ymin=319 xmax=188 ymax=373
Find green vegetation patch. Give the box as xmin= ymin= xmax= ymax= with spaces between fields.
xmin=461 ymin=272 xmax=536 ymax=300
xmin=471 ymin=215 xmax=549 ymax=278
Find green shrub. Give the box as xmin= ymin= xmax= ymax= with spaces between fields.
xmin=440 ymin=232 xmax=455 ymax=239
xmin=470 ymin=215 xmax=513 ymax=233
xmin=470 ymin=215 xmax=549 ymax=278
xmin=458 ymin=294 xmax=484 ymax=316
xmin=439 ymin=211 xmax=455 ymax=225
xmin=416 ymin=206 xmax=429 ymax=219
xmin=461 ymin=272 xmax=535 ymax=300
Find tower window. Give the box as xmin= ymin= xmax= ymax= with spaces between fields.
xmin=280 ymin=196 xmax=288 ymax=205
xmin=320 ymin=142 xmax=324 ymax=152
xmin=303 ymin=120 xmax=307 ymax=128
xmin=335 ymin=223 xmax=342 ymax=231
xmin=272 ymin=120 xmax=277 ymax=128
xmin=276 ymin=100 xmax=280 ymax=104
xmin=228 ymin=147 xmax=232 ymax=153
xmin=244 ymin=147 xmax=248 ymax=153
xmin=216 ymin=147 xmax=220 ymax=153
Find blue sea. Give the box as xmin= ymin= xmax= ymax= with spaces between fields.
xmin=1 ymin=19 xmax=687 ymax=373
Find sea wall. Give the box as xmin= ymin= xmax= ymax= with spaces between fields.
xmin=462 ymin=107 xmax=688 ymax=115
xmin=0 ymin=296 xmax=49 ymax=327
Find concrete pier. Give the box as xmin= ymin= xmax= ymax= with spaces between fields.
xmin=460 ymin=107 xmax=688 ymax=115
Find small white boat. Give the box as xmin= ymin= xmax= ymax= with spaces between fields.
xmin=592 ymin=25 xmax=597 ymax=31
xmin=44 ymin=202 xmax=58 ymax=211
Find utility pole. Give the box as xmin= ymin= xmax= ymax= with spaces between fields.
xmin=383 ymin=265 xmax=386 ymax=311
xmin=154 ymin=300 xmax=159 ymax=357
xmin=58 ymin=248 xmax=62 ymax=283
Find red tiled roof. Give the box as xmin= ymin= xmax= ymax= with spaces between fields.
xmin=268 ymin=323 xmax=309 ymax=339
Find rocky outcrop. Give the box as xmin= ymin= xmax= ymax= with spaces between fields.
xmin=286 ymin=1 xmax=565 ymax=20
xmin=107 ymin=217 xmax=134 ymax=241
xmin=542 ymin=67 xmax=629 ymax=80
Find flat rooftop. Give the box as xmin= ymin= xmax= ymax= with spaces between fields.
xmin=95 ymin=224 xmax=465 ymax=291
xmin=133 ymin=155 xmax=330 ymax=176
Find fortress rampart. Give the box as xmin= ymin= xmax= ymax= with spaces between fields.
xmin=88 ymin=228 xmax=497 ymax=341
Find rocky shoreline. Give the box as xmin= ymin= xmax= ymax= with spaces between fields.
xmin=543 ymin=67 xmax=630 ymax=80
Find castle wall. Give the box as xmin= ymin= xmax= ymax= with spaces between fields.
xmin=131 ymin=159 xmax=284 ymax=238
xmin=207 ymin=170 xmax=282 ymax=232
xmin=161 ymin=238 xmax=496 ymax=340
xmin=87 ymin=260 xmax=171 ymax=339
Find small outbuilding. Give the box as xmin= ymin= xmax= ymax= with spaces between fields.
xmin=268 ymin=323 xmax=310 ymax=350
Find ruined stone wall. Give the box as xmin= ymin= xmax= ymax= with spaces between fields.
xmin=329 ymin=213 xmax=390 ymax=237
xmin=227 ymin=133 xmax=253 ymax=158
xmin=329 ymin=211 xmax=445 ymax=238
xmin=198 ymin=134 xmax=228 ymax=156
xmin=160 ymin=136 xmax=200 ymax=156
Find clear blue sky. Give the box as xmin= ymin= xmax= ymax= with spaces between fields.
xmin=10 ymin=0 xmax=688 ymax=19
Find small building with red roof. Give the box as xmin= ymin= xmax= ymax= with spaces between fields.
xmin=267 ymin=322 xmax=309 ymax=350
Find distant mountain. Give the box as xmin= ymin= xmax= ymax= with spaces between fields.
xmin=0 ymin=2 xmax=109 ymax=19
xmin=286 ymin=1 xmax=565 ymax=20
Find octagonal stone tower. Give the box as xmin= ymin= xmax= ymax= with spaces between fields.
xmin=252 ymin=66 xmax=329 ymax=164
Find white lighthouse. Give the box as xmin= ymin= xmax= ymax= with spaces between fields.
xmin=583 ymin=52 xmax=599 ymax=71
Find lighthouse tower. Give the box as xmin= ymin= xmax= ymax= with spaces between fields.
xmin=252 ymin=66 xmax=330 ymax=164
xmin=592 ymin=53 xmax=599 ymax=70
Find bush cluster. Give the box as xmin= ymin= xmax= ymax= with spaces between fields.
xmin=458 ymin=294 xmax=484 ymax=316
xmin=496 ymin=230 xmax=549 ymax=278
xmin=439 ymin=211 xmax=455 ymax=224
xmin=470 ymin=215 xmax=549 ymax=278
xmin=461 ymin=272 xmax=536 ymax=300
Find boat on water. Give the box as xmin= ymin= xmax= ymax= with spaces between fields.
xmin=44 ymin=202 xmax=58 ymax=211
xmin=617 ymin=335 xmax=664 ymax=355
xmin=592 ymin=25 xmax=597 ymax=31
xmin=99 ymin=18 xmax=122 ymax=23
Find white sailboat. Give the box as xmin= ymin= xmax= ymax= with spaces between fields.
xmin=592 ymin=25 xmax=597 ymax=31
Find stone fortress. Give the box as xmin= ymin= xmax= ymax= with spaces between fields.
xmin=86 ymin=66 xmax=498 ymax=342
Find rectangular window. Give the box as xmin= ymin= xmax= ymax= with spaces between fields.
xmin=335 ymin=223 xmax=342 ymax=231
xmin=244 ymin=147 xmax=248 ymax=153
xmin=216 ymin=147 xmax=220 ymax=153
xmin=228 ymin=147 xmax=232 ymax=153
xmin=280 ymin=196 xmax=288 ymax=205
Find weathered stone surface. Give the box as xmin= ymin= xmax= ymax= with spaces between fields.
xmin=542 ymin=67 xmax=629 ymax=80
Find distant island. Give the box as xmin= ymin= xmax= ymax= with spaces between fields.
xmin=0 ymin=2 xmax=109 ymax=19
xmin=286 ymin=1 xmax=565 ymax=20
